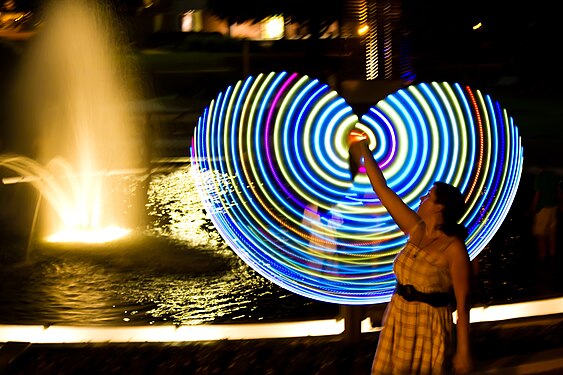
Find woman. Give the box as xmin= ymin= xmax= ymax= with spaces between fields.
xmin=349 ymin=137 xmax=472 ymax=374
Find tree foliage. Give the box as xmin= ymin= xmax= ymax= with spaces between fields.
xmin=10 ymin=0 xmax=42 ymax=11
xmin=8 ymin=0 xmax=145 ymax=13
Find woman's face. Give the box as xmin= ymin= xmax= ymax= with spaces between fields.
xmin=417 ymin=186 xmax=438 ymax=215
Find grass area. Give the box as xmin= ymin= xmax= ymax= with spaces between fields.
xmin=136 ymin=50 xmax=242 ymax=72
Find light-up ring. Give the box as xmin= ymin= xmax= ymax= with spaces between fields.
xmin=191 ymin=72 xmax=523 ymax=305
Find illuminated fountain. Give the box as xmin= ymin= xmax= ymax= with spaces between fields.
xmin=2 ymin=0 xmax=145 ymax=244
xmin=0 ymin=0 xmax=332 ymax=327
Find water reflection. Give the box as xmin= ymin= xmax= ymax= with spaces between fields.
xmin=0 ymin=236 xmax=337 ymax=326
xmin=146 ymin=165 xmax=227 ymax=250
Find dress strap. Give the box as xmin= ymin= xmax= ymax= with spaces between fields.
xmin=409 ymin=220 xmax=425 ymax=247
xmin=436 ymin=238 xmax=456 ymax=253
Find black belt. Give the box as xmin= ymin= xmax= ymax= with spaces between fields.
xmin=395 ymin=283 xmax=454 ymax=308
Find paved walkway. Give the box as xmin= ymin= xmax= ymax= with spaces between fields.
xmin=476 ymin=347 xmax=563 ymax=374
xmin=1 ymin=312 xmax=562 ymax=374
xmin=471 ymin=315 xmax=563 ymax=374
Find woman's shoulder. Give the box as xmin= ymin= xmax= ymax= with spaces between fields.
xmin=442 ymin=235 xmax=466 ymax=250
xmin=444 ymin=236 xmax=470 ymax=264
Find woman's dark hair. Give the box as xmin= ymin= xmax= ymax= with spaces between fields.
xmin=433 ymin=182 xmax=468 ymax=240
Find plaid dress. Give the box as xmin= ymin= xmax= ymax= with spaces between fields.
xmin=372 ymin=240 xmax=454 ymax=374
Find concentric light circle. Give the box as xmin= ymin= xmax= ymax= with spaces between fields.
xmin=191 ymin=72 xmax=523 ymax=305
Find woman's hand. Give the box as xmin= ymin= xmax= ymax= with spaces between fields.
xmin=348 ymin=133 xmax=367 ymax=179
xmin=348 ymin=130 xmax=368 ymax=174
xmin=348 ymin=129 xmax=367 ymax=147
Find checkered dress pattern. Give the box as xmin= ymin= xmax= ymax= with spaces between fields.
xmin=371 ymin=241 xmax=454 ymax=374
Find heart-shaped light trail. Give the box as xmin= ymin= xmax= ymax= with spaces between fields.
xmin=191 ymin=71 xmax=523 ymax=305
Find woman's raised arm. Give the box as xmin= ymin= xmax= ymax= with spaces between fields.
xmin=349 ymin=139 xmax=420 ymax=235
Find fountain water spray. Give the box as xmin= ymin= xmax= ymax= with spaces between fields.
xmin=2 ymin=0 xmax=146 ymax=243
